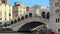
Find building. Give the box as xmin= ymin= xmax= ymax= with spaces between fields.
xmin=0 ymin=1 xmax=12 ymax=26
xmin=32 ymin=5 xmax=50 ymax=18
xmin=32 ymin=5 xmax=41 ymax=15
xmin=13 ymin=2 xmax=26 ymax=18
xmin=40 ymin=6 xmax=50 ymax=19
xmin=26 ymin=7 xmax=32 ymax=12
xmin=50 ymin=0 xmax=60 ymax=33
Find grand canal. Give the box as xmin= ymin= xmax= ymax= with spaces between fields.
xmin=0 ymin=33 xmax=32 ymax=34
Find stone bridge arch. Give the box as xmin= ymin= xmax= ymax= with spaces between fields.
xmin=17 ymin=21 xmax=44 ymax=32
xmin=5 ymin=12 xmax=49 ymax=31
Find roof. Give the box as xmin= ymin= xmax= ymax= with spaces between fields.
xmin=32 ymin=4 xmax=41 ymax=9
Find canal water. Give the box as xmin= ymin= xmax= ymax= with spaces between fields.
xmin=0 ymin=33 xmax=32 ymax=34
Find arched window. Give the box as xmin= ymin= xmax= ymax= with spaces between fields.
xmin=14 ymin=19 xmax=17 ymax=23
xmin=46 ymin=12 xmax=50 ymax=19
xmin=29 ymin=13 xmax=32 ymax=17
xmin=41 ymin=11 xmax=46 ymax=18
xmin=18 ymin=18 xmax=20 ymax=22
xmin=21 ymin=16 xmax=24 ymax=20
xmin=25 ymin=15 xmax=28 ymax=19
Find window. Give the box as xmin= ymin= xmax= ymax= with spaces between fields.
xmin=5 ymin=18 xmax=6 ymax=20
xmin=9 ymin=13 xmax=11 ymax=16
xmin=0 ymin=11 xmax=2 ymax=17
xmin=4 ymin=11 xmax=6 ymax=19
xmin=56 ymin=19 xmax=57 ymax=22
xmin=14 ymin=11 xmax=18 ymax=14
xmin=24 ymin=11 xmax=26 ymax=13
xmin=58 ymin=18 xmax=59 ymax=22
xmin=55 ymin=9 xmax=59 ymax=13
xmin=56 ymin=18 xmax=59 ymax=23
xmin=55 ymin=2 xmax=59 ymax=7
xmin=9 ymin=9 xmax=11 ymax=12
xmin=46 ymin=12 xmax=50 ymax=19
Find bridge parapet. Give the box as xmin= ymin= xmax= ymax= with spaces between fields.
xmin=0 ymin=11 xmax=50 ymax=31
xmin=5 ymin=16 xmax=49 ymax=31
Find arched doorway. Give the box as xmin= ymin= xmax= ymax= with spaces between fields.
xmin=18 ymin=21 xmax=44 ymax=32
xmin=25 ymin=15 xmax=28 ymax=19
xmin=18 ymin=18 xmax=20 ymax=22
xmin=14 ymin=19 xmax=17 ymax=23
xmin=41 ymin=11 xmax=46 ymax=18
xmin=29 ymin=13 xmax=32 ymax=17
xmin=21 ymin=16 xmax=24 ymax=20
xmin=46 ymin=12 xmax=50 ymax=19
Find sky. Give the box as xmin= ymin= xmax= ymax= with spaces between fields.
xmin=8 ymin=0 xmax=49 ymax=7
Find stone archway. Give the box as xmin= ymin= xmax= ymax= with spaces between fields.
xmin=18 ymin=21 xmax=44 ymax=32
xmin=18 ymin=18 xmax=20 ymax=22
xmin=29 ymin=13 xmax=32 ymax=17
xmin=41 ymin=11 xmax=46 ymax=18
xmin=21 ymin=16 xmax=24 ymax=20
xmin=14 ymin=19 xmax=17 ymax=23
xmin=46 ymin=12 xmax=50 ymax=19
xmin=25 ymin=15 xmax=28 ymax=19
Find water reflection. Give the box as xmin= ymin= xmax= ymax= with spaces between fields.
xmin=0 ymin=33 xmax=31 ymax=34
